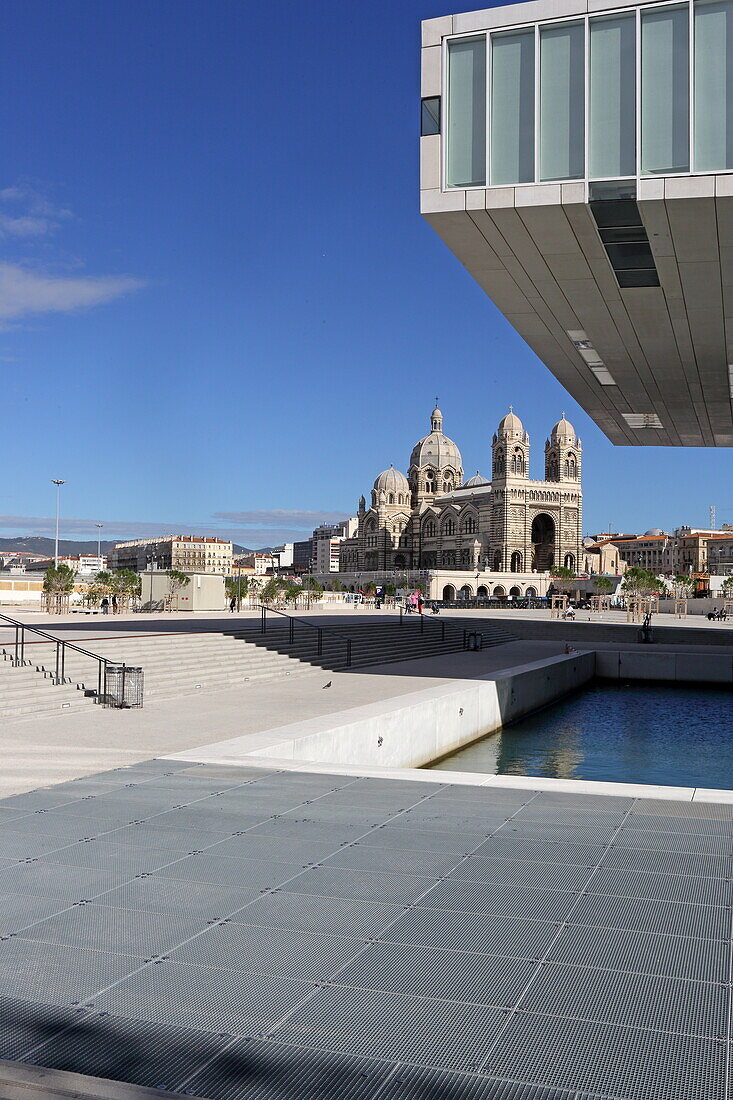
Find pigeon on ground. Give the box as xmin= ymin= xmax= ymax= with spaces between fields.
xmin=323 ymin=681 xmax=332 ymax=689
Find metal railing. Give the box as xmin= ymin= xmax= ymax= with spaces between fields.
xmin=258 ymin=604 xmax=355 ymax=667
xmin=258 ymin=602 xmax=476 ymax=666
xmin=0 ymin=612 xmax=113 ymax=704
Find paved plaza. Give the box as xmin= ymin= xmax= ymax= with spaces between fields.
xmin=0 ymin=757 xmax=729 ymax=1099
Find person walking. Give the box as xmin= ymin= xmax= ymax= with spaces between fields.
xmin=101 ymin=597 xmax=109 ymax=615
xmin=229 ymin=596 xmax=236 ymax=612
xmin=111 ymin=594 xmax=117 ymax=614
xmin=417 ymin=592 xmax=424 ymax=615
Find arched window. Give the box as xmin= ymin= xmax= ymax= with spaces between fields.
xmin=510 ymin=550 xmax=522 ymax=572
xmin=461 ymin=513 xmax=477 ymax=534
xmin=388 ymin=493 xmax=394 ymax=504
xmin=494 ymin=449 xmax=505 ymax=476
xmin=442 ymin=518 xmax=455 ymax=536
xmin=511 ymin=450 xmax=525 ymax=475
xmin=424 ymin=519 xmax=436 ymax=538
xmin=564 ymin=553 xmax=576 ymax=571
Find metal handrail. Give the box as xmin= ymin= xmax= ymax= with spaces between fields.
xmin=257 ymin=604 xmax=355 ymax=666
xmin=0 ymin=612 xmax=112 ymax=702
xmin=257 ymin=602 xmax=477 ymax=665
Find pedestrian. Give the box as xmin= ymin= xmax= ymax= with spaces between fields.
xmin=101 ymin=597 xmax=109 ymax=615
xmin=417 ymin=592 xmax=424 ymax=615
xmin=111 ymin=594 xmax=117 ymax=614
xmin=229 ymin=596 xmax=236 ymax=612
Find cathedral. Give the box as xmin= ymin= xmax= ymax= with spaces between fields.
xmin=339 ymin=405 xmax=583 ymax=576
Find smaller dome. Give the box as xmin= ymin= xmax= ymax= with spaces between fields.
xmin=644 ymin=528 xmax=665 ymax=537
xmin=551 ymin=415 xmax=575 ymax=438
xmin=373 ymin=466 xmax=409 ymax=494
xmin=498 ymin=408 xmax=523 ymax=432
xmin=465 ymin=471 xmax=490 ymax=488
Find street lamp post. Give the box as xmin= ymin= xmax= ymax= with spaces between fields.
xmin=51 ymin=480 xmax=65 ymax=565
xmin=95 ymin=523 xmax=104 ymax=562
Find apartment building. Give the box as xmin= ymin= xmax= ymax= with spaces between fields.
xmin=110 ymin=536 xmax=232 ymax=575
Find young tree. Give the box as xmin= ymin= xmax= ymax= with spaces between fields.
xmin=721 ymin=576 xmax=733 ymax=599
xmin=43 ymin=563 xmax=77 ymax=613
xmin=166 ymin=569 xmax=190 ymax=609
xmin=259 ymin=576 xmax=282 ymax=604
xmin=593 ymin=576 xmax=614 ymax=595
xmin=113 ymin=569 xmax=142 ymax=610
xmin=621 ymin=567 xmax=660 ymax=597
xmin=668 ymin=573 xmax=694 ymax=598
xmin=225 ymin=575 xmax=249 ymax=608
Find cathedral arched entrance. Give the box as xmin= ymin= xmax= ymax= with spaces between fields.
xmin=493 ymin=585 xmax=506 ymax=598
xmin=459 ymin=584 xmax=472 ymax=599
xmin=526 ymin=586 xmax=537 ymax=598
xmin=509 ymin=586 xmax=521 ymax=598
xmin=442 ymin=584 xmax=456 ymax=601
xmin=477 ymin=585 xmax=488 ymax=598
xmin=531 ymin=513 xmax=555 ymax=571
xmin=394 ymin=554 xmax=406 ymax=569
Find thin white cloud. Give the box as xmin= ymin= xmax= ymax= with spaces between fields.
xmin=0 ymin=263 xmax=144 ymax=323
xmin=0 ymin=513 xmax=349 ymax=546
xmin=0 ymin=215 xmax=50 ymax=238
xmin=214 ymin=509 xmax=350 ymax=529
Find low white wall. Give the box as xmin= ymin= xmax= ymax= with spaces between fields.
xmin=596 ymin=649 xmax=733 ymax=683
xmin=246 ymin=651 xmax=595 ymax=769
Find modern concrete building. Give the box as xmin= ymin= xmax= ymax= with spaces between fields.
xmin=110 ymin=536 xmax=232 ymax=575
xmin=421 ymin=0 xmax=733 ymax=446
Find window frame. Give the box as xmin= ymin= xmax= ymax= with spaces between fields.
xmin=441 ymin=0 xmax=733 ymax=191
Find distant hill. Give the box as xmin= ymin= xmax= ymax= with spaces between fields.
xmin=0 ymin=537 xmax=256 ymax=557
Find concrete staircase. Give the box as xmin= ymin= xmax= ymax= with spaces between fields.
xmin=59 ymin=632 xmax=312 ymax=702
xmin=0 ymin=632 xmax=312 ymax=719
xmin=0 ymin=613 xmax=517 ymax=720
xmin=227 ymin=613 xmax=516 ymax=671
xmin=0 ymin=650 xmax=92 ymax=719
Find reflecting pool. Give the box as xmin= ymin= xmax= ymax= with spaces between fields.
xmin=431 ymin=681 xmax=733 ymax=789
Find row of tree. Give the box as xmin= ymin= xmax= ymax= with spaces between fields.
xmin=553 ymin=566 xmax=733 ymax=599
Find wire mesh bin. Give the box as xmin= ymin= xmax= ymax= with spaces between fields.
xmin=105 ymin=664 xmax=144 ymax=708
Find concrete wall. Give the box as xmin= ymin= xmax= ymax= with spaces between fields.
xmin=246 ymin=651 xmax=594 ymax=769
xmin=596 ymin=649 xmax=733 ymax=684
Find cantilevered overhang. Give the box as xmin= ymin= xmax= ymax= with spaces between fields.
xmin=421 ymin=5 xmax=733 ymax=447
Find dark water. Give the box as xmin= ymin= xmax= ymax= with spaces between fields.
xmin=432 ymin=682 xmax=733 ymax=789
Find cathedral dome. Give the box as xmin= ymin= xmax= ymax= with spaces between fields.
xmin=498 ymin=409 xmax=523 ymax=433
xmin=465 ymin=471 xmax=490 ymax=488
xmin=644 ymin=528 xmax=665 ymax=537
xmin=551 ymin=415 xmax=576 ymax=440
xmin=409 ymin=406 xmax=463 ymax=473
xmin=373 ymin=466 xmax=409 ymax=494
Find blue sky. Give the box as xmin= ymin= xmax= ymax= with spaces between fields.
xmin=2 ymin=0 xmax=731 ymax=547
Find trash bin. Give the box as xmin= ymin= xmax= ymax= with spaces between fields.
xmin=105 ymin=665 xmax=144 ymax=708
xmin=467 ymin=632 xmax=483 ymax=651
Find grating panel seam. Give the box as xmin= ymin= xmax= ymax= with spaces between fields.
xmin=475 ymin=800 xmax=639 ymax=1073
xmin=265 ymin=789 xmax=545 ymax=1040
xmin=47 ymin=771 xmax=496 ymax=1019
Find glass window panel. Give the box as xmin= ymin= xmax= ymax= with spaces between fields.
xmin=447 ymin=38 xmax=487 ymax=187
xmin=421 ymin=97 xmax=441 ymax=137
xmin=540 ymin=22 xmax=585 ymax=181
xmin=589 ymin=15 xmax=636 ymax=178
xmin=641 ymin=6 xmax=689 ymax=174
xmin=490 ymin=30 xmax=535 ymax=185
xmin=694 ymin=0 xmax=733 ymax=170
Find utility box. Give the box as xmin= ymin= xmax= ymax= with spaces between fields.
xmin=139 ymin=571 xmax=226 ymax=611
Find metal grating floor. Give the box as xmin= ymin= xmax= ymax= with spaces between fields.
xmin=0 ymin=758 xmax=730 ymax=1098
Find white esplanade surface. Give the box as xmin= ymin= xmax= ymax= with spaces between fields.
xmin=421 ymin=0 xmax=733 ymax=447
